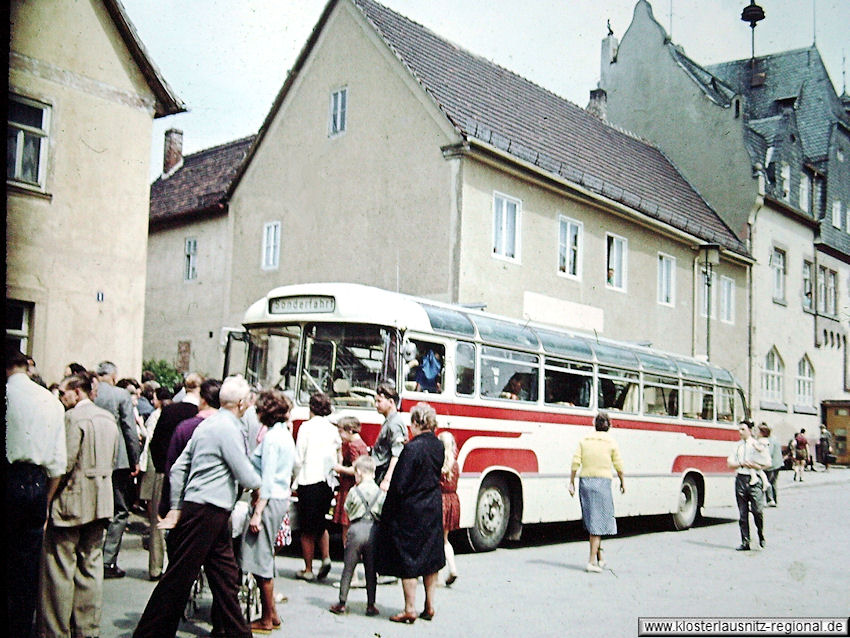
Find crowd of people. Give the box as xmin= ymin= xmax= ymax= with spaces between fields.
xmin=5 ymin=350 xmax=462 ymax=637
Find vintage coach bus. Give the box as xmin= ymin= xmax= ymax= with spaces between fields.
xmin=224 ymin=283 xmax=747 ymax=551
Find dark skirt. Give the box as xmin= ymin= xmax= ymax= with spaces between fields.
xmin=578 ymin=477 xmax=617 ymax=536
xmin=297 ymin=482 xmax=332 ymax=535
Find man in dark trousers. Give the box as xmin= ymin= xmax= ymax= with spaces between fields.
xmin=133 ymin=376 xmax=261 ymax=638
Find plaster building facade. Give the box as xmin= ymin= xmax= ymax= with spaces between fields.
xmin=7 ymin=0 xmax=183 ymax=381
xmin=598 ymin=0 xmax=850 ymax=441
xmin=144 ymin=0 xmax=752 ymax=385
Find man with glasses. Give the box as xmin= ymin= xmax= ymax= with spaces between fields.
xmin=727 ymin=421 xmax=769 ymax=551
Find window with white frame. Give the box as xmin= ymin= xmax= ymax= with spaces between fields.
xmin=780 ymin=163 xmax=791 ymax=201
xmin=329 ymin=87 xmax=347 ymax=136
xmin=184 ymin=238 xmax=198 ymax=281
xmin=557 ymin=216 xmax=582 ymax=278
xmin=795 ymin=356 xmax=814 ymax=406
xmin=799 ymin=172 xmax=810 ymax=213
xmin=770 ymin=247 xmax=786 ymax=301
xmin=802 ymin=260 xmax=813 ymax=310
xmin=262 ymin=221 xmax=281 ymax=270
xmin=833 ymin=200 xmax=842 ymax=229
xmin=493 ymin=193 xmax=520 ymax=261
xmin=657 ymin=253 xmax=675 ymax=306
xmin=700 ymin=270 xmax=716 ymax=318
xmin=817 ymin=266 xmax=826 ymax=313
xmin=720 ymin=276 xmax=735 ymax=323
xmin=7 ymin=95 xmax=50 ymax=188
xmin=813 ymin=177 xmax=825 ymax=217
xmin=827 ymin=269 xmax=837 ymax=315
xmin=606 ymin=234 xmax=627 ymax=290
xmin=761 ymin=347 xmax=784 ymax=403
xmin=5 ymin=299 xmax=32 ymax=354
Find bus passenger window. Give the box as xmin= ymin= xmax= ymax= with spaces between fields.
xmin=480 ymin=346 xmax=538 ymax=402
xmin=544 ymin=360 xmax=592 ymax=407
xmin=455 ymin=342 xmax=475 ymax=396
xmin=642 ymin=375 xmax=678 ymax=417
xmin=598 ymin=367 xmax=638 ymax=413
xmin=715 ymin=387 xmax=734 ymax=421
xmin=682 ymin=382 xmax=712 ymax=420
xmin=403 ymin=339 xmax=445 ymax=393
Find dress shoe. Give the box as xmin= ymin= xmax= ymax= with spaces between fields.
xmin=759 ymin=538 xmax=766 ymax=549
xmin=585 ymin=562 xmax=602 ymax=572
xmin=329 ymin=602 xmax=347 ymax=615
xmin=389 ymin=611 xmax=417 ymax=624
xmin=103 ymin=564 xmax=126 ymax=579
xmin=317 ymin=559 xmax=332 ymax=580
xmin=735 ymin=543 xmax=750 ymax=551
xmin=365 ymin=604 xmax=380 ymax=617
xmin=419 ymin=607 xmax=435 ymax=621
xmin=445 ymin=573 xmax=457 ymax=586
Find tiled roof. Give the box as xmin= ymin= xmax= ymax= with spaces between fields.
xmin=149 ymin=136 xmax=255 ymax=225
xmin=351 ymin=0 xmax=747 ymax=256
xmin=707 ymin=47 xmax=847 ymax=162
xmin=668 ymin=45 xmax=736 ymax=107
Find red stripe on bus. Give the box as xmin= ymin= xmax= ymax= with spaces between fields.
xmin=462 ymin=448 xmax=539 ymax=474
xmin=671 ymin=455 xmax=733 ymax=474
xmin=401 ymin=399 xmax=738 ymax=441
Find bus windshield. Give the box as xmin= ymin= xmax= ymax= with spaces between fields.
xmin=299 ymin=323 xmax=398 ymax=408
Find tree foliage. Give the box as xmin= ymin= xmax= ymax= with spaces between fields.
xmin=142 ymin=359 xmax=183 ymax=392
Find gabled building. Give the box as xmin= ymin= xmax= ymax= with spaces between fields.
xmin=7 ymin=0 xmax=184 ymax=380
xmin=145 ymin=0 xmax=752 ymax=385
xmin=599 ymin=0 xmax=850 ymax=440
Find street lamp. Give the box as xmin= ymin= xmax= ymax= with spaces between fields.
xmin=700 ymin=244 xmax=721 ymax=361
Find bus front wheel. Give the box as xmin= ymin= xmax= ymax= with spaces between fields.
xmin=671 ymin=476 xmax=700 ymax=530
xmin=467 ymin=475 xmax=511 ymax=552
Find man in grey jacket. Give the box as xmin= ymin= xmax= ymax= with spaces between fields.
xmin=93 ymin=361 xmax=140 ymax=578
xmin=133 ymin=376 xmax=261 ymax=638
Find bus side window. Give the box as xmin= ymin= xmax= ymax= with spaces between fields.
xmin=405 ymin=340 xmax=445 ymax=393
xmin=455 ymin=342 xmax=475 ymax=396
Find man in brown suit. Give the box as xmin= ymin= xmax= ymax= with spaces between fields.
xmin=37 ymin=374 xmax=120 ymax=638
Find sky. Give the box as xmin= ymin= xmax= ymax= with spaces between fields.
xmin=121 ymin=0 xmax=850 ymax=181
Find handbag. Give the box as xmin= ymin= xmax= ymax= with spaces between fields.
xmin=274 ymin=513 xmax=292 ymax=548
xmin=825 ymin=453 xmax=837 ymax=464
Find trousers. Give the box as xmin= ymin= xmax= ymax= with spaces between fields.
xmin=146 ymin=472 xmax=166 ymax=578
xmin=338 ymin=517 xmax=378 ymax=605
xmin=103 ymin=469 xmax=131 ymax=566
xmin=734 ymin=473 xmax=765 ymax=545
xmin=6 ymin=461 xmax=49 ymax=638
xmin=133 ymin=501 xmax=250 ymax=638
xmin=38 ymin=520 xmax=108 ymax=638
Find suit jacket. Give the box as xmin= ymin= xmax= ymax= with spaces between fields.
xmin=94 ymin=381 xmax=140 ymax=470
xmin=50 ymin=400 xmax=120 ymax=527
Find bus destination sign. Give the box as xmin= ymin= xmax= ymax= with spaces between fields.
xmin=269 ymin=295 xmax=335 ymax=314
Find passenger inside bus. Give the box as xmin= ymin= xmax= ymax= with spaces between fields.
xmin=501 ymin=373 xmax=530 ymax=401
xmin=403 ymin=340 xmax=445 ymax=393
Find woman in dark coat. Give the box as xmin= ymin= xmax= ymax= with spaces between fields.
xmin=377 ymin=402 xmax=445 ymax=624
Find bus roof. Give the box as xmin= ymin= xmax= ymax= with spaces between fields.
xmin=244 ymin=283 xmax=740 ymax=386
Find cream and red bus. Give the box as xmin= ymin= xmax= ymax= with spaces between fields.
xmin=224 ymin=282 xmax=747 ymax=551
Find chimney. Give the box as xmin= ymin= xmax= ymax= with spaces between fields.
xmin=599 ymin=30 xmax=618 ymax=89
xmin=163 ymin=128 xmax=183 ymax=175
xmin=586 ymin=87 xmax=608 ymax=121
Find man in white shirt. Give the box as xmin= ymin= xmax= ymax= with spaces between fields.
xmin=727 ymin=421 xmax=768 ymax=551
xmin=5 ymin=347 xmax=67 ymax=638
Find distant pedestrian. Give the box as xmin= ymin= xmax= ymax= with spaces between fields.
xmin=728 ymin=421 xmax=770 ymax=551
xmin=819 ymin=425 xmax=834 ymax=471
xmin=132 ymin=376 xmax=261 ymax=638
xmin=38 ymin=374 xmax=120 ymax=638
xmin=93 ymin=361 xmax=141 ymax=579
xmin=760 ymin=423 xmax=782 ymax=507
xmin=568 ymin=411 xmax=625 ymax=572
xmin=6 ymin=347 xmax=67 ymax=638
xmin=792 ymin=429 xmax=808 ymax=482
xmin=438 ymin=430 xmax=460 ymax=586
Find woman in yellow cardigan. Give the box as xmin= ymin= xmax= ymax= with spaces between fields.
xmin=568 ymin=412 xmax=625 ymax=572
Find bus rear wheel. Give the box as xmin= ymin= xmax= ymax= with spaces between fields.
xmin=467 ymin=475 xmax=511 ymax=552
xmin=671 ymin=476 xmax=700 ymax=530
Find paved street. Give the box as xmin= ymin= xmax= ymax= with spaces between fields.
xmin=101 ymin=468 xmax=849 ymax=638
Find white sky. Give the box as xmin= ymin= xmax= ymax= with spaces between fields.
xmin=121 ymin=0 xmax=850 ymax=181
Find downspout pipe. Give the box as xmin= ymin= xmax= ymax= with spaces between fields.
xmin=747 ymin=171 xmax=766 ymax=412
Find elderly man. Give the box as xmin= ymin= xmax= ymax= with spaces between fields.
xmin=5 ymin=347 xmax=66 ymax=638
xmin=727 ymin=421 xmax=770 ymax=551
xmin=133 ymin=376 xmax=261 ymax=638
xmin=93 ymin=361 xmax=140 ymax=578
xmin=38 ymin=374 xmax=120 ymax=638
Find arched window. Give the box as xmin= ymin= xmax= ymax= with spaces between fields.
xmin=795 ymin=356 xmax=814 ymax=406
xmin=761 ymin=347 xmax=784 ymax=403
